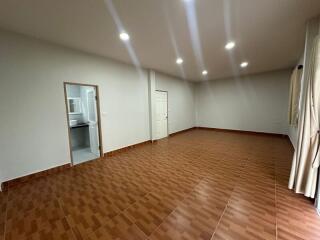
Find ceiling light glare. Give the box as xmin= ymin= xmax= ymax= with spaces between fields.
xmin=119 ymin=32 xmax=130 ymax=41
xmin=225 ymin=41 xmax=235 ymax=50
xmin=176 ymin=58 xmax=184 ymax=65
xmin=202 ymin=70 xmax=208 ymax=76
xmin=240 ymin=61 xmax=249 ymax=68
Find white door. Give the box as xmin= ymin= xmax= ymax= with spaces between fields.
xmin=87 ymin=89 xmax=100 ymax=156
xmin=155 ymin=91 xmax=168 ymax=139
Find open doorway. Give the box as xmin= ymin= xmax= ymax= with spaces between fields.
xmin=155 ymin=90 xmax=168 ymax=139
xmin=64 ymin=83 xmax=103 ymax=165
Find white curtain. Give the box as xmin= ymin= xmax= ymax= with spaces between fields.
xmin=288 ymin=67 xmax=302 ymax=126
xmin=289 ymin=36 xmax=320 ymax=198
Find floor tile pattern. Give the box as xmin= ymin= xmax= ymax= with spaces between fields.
xmin=1 ymin=129 xmax=320 ymax=240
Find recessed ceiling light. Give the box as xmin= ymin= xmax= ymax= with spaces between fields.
xmin=225 ymin=41 xmax=235 ymax=50
xmin=119 ymin=32 xmax=130 ymax=41
xmin=240 ymin=61 xmax=249 ymax=68
xmin=176 ymin=58 xmax=184 ymax=65
xmin=202 ymin=70 xmax=208 ymax=76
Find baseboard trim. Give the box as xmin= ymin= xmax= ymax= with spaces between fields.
xmin=1 ymin=163 xmax=71 ymax=191
xmin=0 ymin=128 xmax=288 ymax=191
xmin=1 ymin=140 xmax=154 ymax=191
xmin=195 ymin=127 xmax=287 ymax=138
xmin=169 ymin=127 xmax=197 ymax=137
xmin=104 ymin=140 xmax=153 ymax=157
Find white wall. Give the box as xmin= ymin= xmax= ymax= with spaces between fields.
xmin=0 ymin=30 xmax=151 ymax=183
xmin=195 ymin=70 xmax=291 ymax=134
xmin=155 ymin=72 xmax=196 ymax=134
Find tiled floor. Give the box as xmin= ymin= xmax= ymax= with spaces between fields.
xmin=72 ymin=148 xmax=100 ymax=165
xmin=1 ymin=129 xmax=320 ymax=240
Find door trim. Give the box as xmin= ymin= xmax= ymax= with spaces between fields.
xmin=155 ymin=90 xmax=169 ymax=138
xmin=63 ymin=82 xmax=104 ymax=166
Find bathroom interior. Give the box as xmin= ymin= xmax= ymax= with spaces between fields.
xmin=65 ymin=83 xmax=101 ymax=165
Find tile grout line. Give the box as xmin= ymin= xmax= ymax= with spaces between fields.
xmin=210 ymin=157 xmax=248 ymax=240
xmin=57 ymin=167 xmax=184 ymax=239
xmin=115 ymin=193 xmax=150 ymax=239
xmin=57 ymin=197 xmax=78 ymax=240
xmin=79 ymin=173 xmax=205 ymax=239
xmin=111 ymin=151 xmax=208 ymax=238
xmin=209 ymin=195 xmax=231 ymax=240
xmin=64 ymin=186 xmax=153 ymax=239
xmin=145 ymin=176 xmax=206 ymax=239
xmin=59 ymin=192 xmax=149 ymax=240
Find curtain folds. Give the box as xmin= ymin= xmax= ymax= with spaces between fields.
xmin=288 ymin=67 xmax=302 ymax=126
xmin=289 ymin=36 xmax=320 ymax=198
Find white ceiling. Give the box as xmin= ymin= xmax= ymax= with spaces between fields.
xmin=0 ymin=0 xmax=319 ymax=81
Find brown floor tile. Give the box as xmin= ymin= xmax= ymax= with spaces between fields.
xmin=0 ymin=192 xmax=7 ymax=240
xmin=87 ymin=213 xmax=147 ymax=240
xmin=124 ymin=192 xmax=176 ymax=236
xmin=276 ymin=186 xmax=320 ymax=240
xmin=149 ymin=179 xmax=232 ymax=240
xmin=2 ymin=129 xmax=320 ymax=240
xmin=60 ymin=195 xmax=121 ymax=239
xmin=213 ymin=191 xmax=276 ymax=240
xmin=5 ymin=199 xmax=74 ymax=240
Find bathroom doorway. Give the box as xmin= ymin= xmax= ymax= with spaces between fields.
xmin=64 ymin=83 xmax=103 ymax=165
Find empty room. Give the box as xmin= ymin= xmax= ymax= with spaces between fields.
xmin=1 ymin=0 xmax=320 ymax=240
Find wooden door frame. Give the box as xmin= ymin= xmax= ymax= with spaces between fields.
xmin=155 ymin=90 xmax=169 ymax=138
xmin=63 ymin=82 xmax=104 ymax=166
